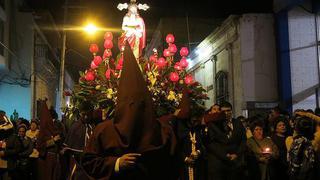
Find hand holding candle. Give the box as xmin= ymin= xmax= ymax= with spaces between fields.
xmin=262 ymin=147 xmax=271 ymax=154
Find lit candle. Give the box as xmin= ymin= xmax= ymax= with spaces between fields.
xmin=263 ymin=147 xmax=271 ymax=154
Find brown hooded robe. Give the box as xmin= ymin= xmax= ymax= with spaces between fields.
xmin=37 ymin=100 xmax=62 ymax=180
xmin=82 ymin=43 xmax=177 ymax=180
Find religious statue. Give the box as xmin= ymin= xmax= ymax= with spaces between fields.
xmin=117 ymin=0 xmax=149 ymax=58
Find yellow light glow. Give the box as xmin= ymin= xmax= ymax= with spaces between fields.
xmin=84 ymin=23 xmax=98 ymax=35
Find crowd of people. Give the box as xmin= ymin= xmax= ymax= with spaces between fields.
xmin=0 ymin=102 xmax=320 ymax=180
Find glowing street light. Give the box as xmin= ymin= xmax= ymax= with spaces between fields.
xmin=59 ymin=22 xmax=100 ymax=113
xmin=84 ymin=23 xmax=98 ymax=35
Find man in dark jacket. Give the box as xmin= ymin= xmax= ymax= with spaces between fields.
xmin=206 ymin=101 xmax=246 ymax=180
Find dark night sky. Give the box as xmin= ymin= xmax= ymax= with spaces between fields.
xmin=25 ymin=0 xmax=273 ymax=79
xmin=26 ymin=0 xmax=273 ymax=30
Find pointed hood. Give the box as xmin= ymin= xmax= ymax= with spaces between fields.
xmin=176 ymin=88 xmax=191 ymax=119
xmin=37 ymin=100 xmax=59 ymax=157
xmin=113 ymin=42 xmax=162 ymax=152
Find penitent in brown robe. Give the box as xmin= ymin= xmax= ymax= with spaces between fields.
xmin=81 ymin=42 xmax=178 ymax=180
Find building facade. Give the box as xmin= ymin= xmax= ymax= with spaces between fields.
xmin=0 ymin=0 xmax=73 ymax=120
xmin=188 ymin=14 xmax=278 ymax=117
xmin=274 ymin=0 xmax=320 ymax=112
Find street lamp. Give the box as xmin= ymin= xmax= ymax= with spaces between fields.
xmin=84 ymin=23 xmax=98 ymax=35
xmin=58 ymin=22 xmax=99 ymax=114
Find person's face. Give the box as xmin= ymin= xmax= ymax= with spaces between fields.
xmin=18 ymin=127 xmax=26 ymax=137
xmin=221 ymin=107 xmax=232 ymax=120
xmin=275 ymin=121 xmax=286 ymax=134
xmin=253 ymin=126 xmax=263 ymax=140
xmin=30 ymin=122 xmax=37 ymax=131
xmin=210 ymin=105 xmax=220 ymax=114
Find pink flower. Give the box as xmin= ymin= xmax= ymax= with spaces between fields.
xmin=85 ymin=71 xmax=95 ymax=81
xmin=105 ymin=69 xmax=114 ymax=79
xmin=174 ymin=62 xmax=183 ymax=71
xmin=91 ymin=61 xmax=98 ymax=69
xmin=93 ymin=56 xmax=102 ymax=66
xmin=156 ymin=57 xmax=167 ymax=69
xmin=149 ymin=55 xmax=157 ymax=62
xmin=89 ymin=44 xmax=99 ymax=54
xmin=163 ymin=49 xmax=171 ymax=57
xmin=104 ymin=32 xmax=113 ymax=40
xmin=169 ymin=72 xmax=179 ymax=82
xmin=179 ymin=57 xmax=189 ymax=68
xmin=168 ymin=44 xmax=177 ymax=54
xmin=184 ymin=75 xmax=194 ymax=85
xmin=166 ymin=34 xmax=175 ymax=44
xmin=180 ymin=47 xmax=189 ymax=57
xmin=104 ymin=39 xmax=113 ymax=49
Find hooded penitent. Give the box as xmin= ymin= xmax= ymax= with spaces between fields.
xmin=37 ymin=100 xmax=59 ymax=157
xmin=82 ymin=43 xmax=177 ymax=180
xmin=113 ymin=42 xmax=162 ymax=152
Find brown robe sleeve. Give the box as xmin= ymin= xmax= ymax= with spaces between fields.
xmin=81 ymin=123 xmax=119 ymax=180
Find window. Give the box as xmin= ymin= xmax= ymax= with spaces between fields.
xmin=215 ymin=71 xmax=228 ymax=104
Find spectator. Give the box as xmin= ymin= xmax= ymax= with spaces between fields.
xmin=265 ymin=106 xmax=281 ymax=136
xmin=206 ymin=101 xmax=246 ymax=180
xmin=209 ymin=104 xmax=221 ymax=114
xmin=0 ymin=120 xmax=22 ymax=180
xmin=17 ymin=124 xmax=33 ymax=180
xmin=288 ymin=117 xmax=316 ymax=180
xmin=247 ymin=121 xmax=279 ymax=180
xmin=26 ymin=120 xmax=39 ymax=142
xmin=272 ymin=118 xmax=289 ymax=179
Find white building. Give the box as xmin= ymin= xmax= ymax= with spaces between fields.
xmin=0 ymin=0 xmax=73 ymax=119
xmin=274 ymin=0 xmax=320 ymax=112
xmin=188 ymin=14 xmax=278 ymax=117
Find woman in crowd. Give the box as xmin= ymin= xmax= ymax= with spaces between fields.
xmin=26 ymin=120 xmax=39 ymax=142
xmin=288 ymin=117 xmax=316 ymax=180
xmin=247 ymin=121 xmax=279 ymax=180
xmin=271 ymin=118 xmax=289 ymax=179
xmin=17 ymin=124 xmax=34 ymax=180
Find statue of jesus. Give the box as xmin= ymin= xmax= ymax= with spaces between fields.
xmin=118 ymin=0 xmax=149 ymax=58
